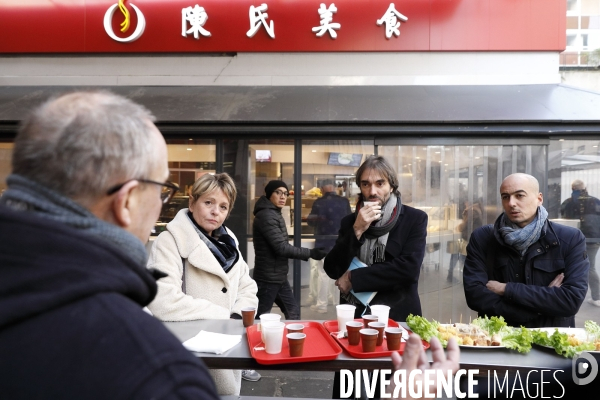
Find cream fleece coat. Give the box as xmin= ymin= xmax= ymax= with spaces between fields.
xmin=147 ymin=209 xmax=258 ymax=396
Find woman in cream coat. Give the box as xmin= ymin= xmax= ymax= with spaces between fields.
xmin=147 ymin=173 xmax=258 ymax=396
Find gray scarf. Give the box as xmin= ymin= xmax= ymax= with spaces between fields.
xmin=499 ymin=205 xmax=548 ymax=255
xmin=0 ymin=174 xmax=148 ymax=267
xmin=358 ymin=193 xmax=401 ymax=265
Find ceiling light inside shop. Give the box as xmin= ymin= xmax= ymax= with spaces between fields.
xmin=187 ymin=148 xmax=192 ymax=151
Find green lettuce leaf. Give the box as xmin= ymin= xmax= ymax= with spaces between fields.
xmin=405 ymin=314 xmax=445 ymax=346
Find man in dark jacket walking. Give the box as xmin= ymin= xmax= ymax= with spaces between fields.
xmin=0 ymin=91 xmax=219 ymax=399
xmin=463 ymin=173 xmax=589 ymax=328
xmin=560 ymin=179 xmax=600 ymax=307
xmin=253 ymin=180 xmax=327 ymax=319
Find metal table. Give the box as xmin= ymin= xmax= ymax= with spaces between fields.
xmin=163 ymin=319 xmax=576 ymax=375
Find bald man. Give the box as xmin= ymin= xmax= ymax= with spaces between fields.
xmin=463 ymin=173 xmax=589 ymax=328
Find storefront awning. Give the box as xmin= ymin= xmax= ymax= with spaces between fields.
xmin=1 ymin=84 xmax=600 ymax=138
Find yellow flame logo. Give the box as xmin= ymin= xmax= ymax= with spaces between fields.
xmin=118 ymin=0 xmax=130 ymax=33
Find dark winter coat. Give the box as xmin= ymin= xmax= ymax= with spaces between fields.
xmin=0 ymin=206 xmax=219 ymax=400
xmin=463 ymin=216 xmax=589 ymax=328
xmin=324 ymin=204 xmax=428 ymax=321
xmin=252 ymin=196 xmax=310 ymax=283
xmin=306 ymin=192 xmax=351 ymax=251
xmin=560 ymin=190 xmax=600 ymax=240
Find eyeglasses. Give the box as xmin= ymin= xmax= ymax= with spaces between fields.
xmin=106 ymin=179 xmax=180 ymax=204
xmin=274 ymin=189 xmax=289 ymax=197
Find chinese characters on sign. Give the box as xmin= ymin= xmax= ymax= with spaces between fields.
xmin=376 ymin=3 xmax=408 ymax=39
xmin=312 ymin=3 xmax=341 ymax=39
xmin=105 ymin=2 xmax=408 ymax=43
xmin=247 ymin=3 xmax=275 ymax=39
xmin=182 ymin=5 xmax=211 ymax=38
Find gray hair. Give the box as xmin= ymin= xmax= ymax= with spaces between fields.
xmin=572 ymin=179 xmax=585 ymax=191
xmin=12 ymin=91 xmax=158 ymax=202
xmin=355 ymin=155 xmax=400 ymax=198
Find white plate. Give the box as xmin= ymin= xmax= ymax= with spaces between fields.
xmin=532 ymin=327 xmax=600 ymax=353
xmin=438 ymin=324 xmax=506 ymax=349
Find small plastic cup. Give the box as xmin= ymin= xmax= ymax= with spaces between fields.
xmin=259 ymin=313 xmax=281 ymax=342
xmin=263 ymin=321 xmax=285 ymax=354
xmin=362 ymin=314 xmax=379 ymax=328
xmin=287 ymin=332 xmax=306 ymax=357
xmin=336 ymin=304 xmax=356 ymax=334
xmin=286 ymin=323 xmax=304 ymax=334
xmin=346 ymin=321 xmax=363 ymax=346
xmin=385 ymin=327 xmax=403 ymax=350
xmin=363 ymin=201 xmax=382 ymax=219
xmin=360 ymin=328 xmax=378 ymax=352
xmin=370 ymin=305 xmax=390 ymax=327
xmin=368 ymin=321 xmax=386 ymax=346
xmin=241 ymin=307 xmax=256 ymax=328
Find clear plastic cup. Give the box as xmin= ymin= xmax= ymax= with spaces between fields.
xmin=336 ymin=304 xmax=356 ymax=334
xmin=263 ymin=321 xmax=285 ymax=354
xmin=370 ymin=305 xmax=390 ymax=327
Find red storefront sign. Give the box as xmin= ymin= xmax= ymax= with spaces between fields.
xmin=0 ymin=0 xmax=566 ymax=53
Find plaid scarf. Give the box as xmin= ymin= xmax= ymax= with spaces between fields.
xmin=499 ymin=205 xmax=548 ymax=255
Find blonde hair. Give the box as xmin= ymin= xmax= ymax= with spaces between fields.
xmin=190 ymin=173 xmax=237 ymax=217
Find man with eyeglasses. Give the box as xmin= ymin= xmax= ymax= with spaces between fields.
xmin=253 ymin=180 xmax=328 ymax=320
xmin=0 ymin=91 xmax=219 ymax=399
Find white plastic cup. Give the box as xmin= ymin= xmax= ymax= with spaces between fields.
xmin=259 ymin=314 xmax=281 ymax=342
xmin=263 ymin=321 xmax=285 ymax=354
xmin=370 ymin=305 xmax=390 ymax=327
xmin=336 ymin=304 xmax=356 ymax=333
xmin=363 ymin=201 xmax=382 ymax=219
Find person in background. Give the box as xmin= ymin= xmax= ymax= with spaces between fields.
xmin=306 ymin=178 xmax=351 ymax=313
xmin=463 ymin=173 xmax=589 ymax=328
xmin=147 ymin=173 xmax=260 ymax=392
xmin=560 ymin=179 xmax=600 ymax=307
xmin=253 ymin=180 xmax=327 ymax=320
xmin=446 ymin=200 xmax=483 ymax=283
xmin=0 ymin=91 xmax=219 ymax=399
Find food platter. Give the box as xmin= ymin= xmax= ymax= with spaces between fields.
xmin=532 ymin=327 xmax=600 ymax=353
xmin=438 ymin=324 xmax=506 ymax=349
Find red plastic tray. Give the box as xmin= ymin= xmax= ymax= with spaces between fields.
xmin=322 ymin=319 xmax=430 ymax=358
xmin=246 ymin=321 xmax=342 ymax=365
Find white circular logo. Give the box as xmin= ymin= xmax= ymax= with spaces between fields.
xmin=103 ymin=3 xmax=146 ymax=43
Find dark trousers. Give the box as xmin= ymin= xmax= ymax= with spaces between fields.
xmin=255 ymin=280 xmax=300 ymax=320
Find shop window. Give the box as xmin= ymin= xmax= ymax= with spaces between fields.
xmin=379 ymin=143 xmax=547 ymax=323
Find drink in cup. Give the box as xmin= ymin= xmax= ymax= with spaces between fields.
xmin=345 ymin=321 xmax=363 ymax=346
xmin=363 ymin=201 xmax=382 ymax=220
xmin=336 ymin=304 xmax=356 ymax=334
xmin=263 ymin=321 xmax=285 ymax=354
xmin=286 ymin=323 xmax=304 ymax=334
xmin=287 ymin=332 xmax=306 ymax=357
xmin=241 ymin=307 xmax=256 ymax=328
xmin=360 ymin=328 xmax=378 ymax=352
xmin=368 ymin=321 xmax=385 ymax=346
xmin=362 ymin=314 xmax=379 ymax=328
xmin=370 ymin=305 xmax=390 ymax=327
xmin=385 ymin=327 xmax=403 ymax=350
xmin=259 ymin=313 xmax=281 ymax=342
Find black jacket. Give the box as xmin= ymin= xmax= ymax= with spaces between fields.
xmin=560 ymin=190 xmax=600 ymax=240
xmin=463 ymin=216 xmax=589 ymax=328
xmin=252 ymin=196 xmax=310 ymax=283
xmin=324 ymin=204 xmax=428 ymax=321
xmin=306 ymin=192 xmax=351 ymax=251
xmin=0 ymin=206 xmax=219 ymax=400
